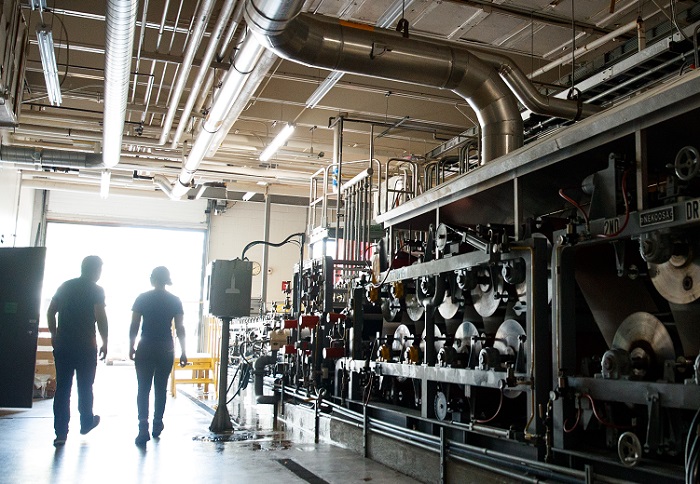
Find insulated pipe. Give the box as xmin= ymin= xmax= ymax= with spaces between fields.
xmin=192 ymin=0 xmax=248 ymax=133
xmin=528 ymin=19 xmax=639 ymax=80
xmin=254 ymin=353 xmax=278 ymax=404
xmin=171 ymin=34 xmax=266 ymax=198
xmin=170 ymin=0 xmax=237 ymax=148
xmin=206 ymin=48 xmax=278 ymax=157
xmin=103 ymin=0 xmax=138 ymax=168
xmin=466 ymin=47 xmax=602 ymax=120
xmin=158 ymin=0 xmax=216 ymax=145
xmin=245 ymin=4 xmax=522 ymax=163
xmin=0 ymin=145 xmax=103 ymax=169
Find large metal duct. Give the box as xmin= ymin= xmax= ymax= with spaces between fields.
xmin=0 ymin=145 xmax=103 ymax=169
xmin=244 ymin=0 xmax=601 ymax=163
xmin=245 ymin=1 xmax=521 ymax=163
xmin=102 ymin=0 xmax=138 ymax=168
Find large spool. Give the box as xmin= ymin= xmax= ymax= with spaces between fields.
xmin=611 ymin=312 xmax=677 ymax=380
xmin=648 ymin=254 xmax=700 ymax=305
xmin=471 ymin=266 xmax=504 ymax=334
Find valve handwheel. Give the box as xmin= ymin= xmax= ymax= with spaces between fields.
xmin=617 ymin=431 xmax=642 ymax=467
xmin=674 ymin=145 xmax=700 ymax=181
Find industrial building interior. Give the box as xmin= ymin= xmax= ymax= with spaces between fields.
xmin=1 ymin=0 xmax=700 ymax=482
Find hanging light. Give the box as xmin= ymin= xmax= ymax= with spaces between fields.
xmin=36 ymin=26 xmax=62 ymax=106
xmin=259 ymin=124 xmax=295 ymax=162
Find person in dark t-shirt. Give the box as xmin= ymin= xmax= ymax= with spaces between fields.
xmin=129 ymin=266 xmax=187 ymax=446
xmin=47 ymin=255 xmax=109 ymax=447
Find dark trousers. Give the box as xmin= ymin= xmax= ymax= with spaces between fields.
xmin=134 ymin=347 xmax=173 ymax=425
xmin=53 ymin=347 xmax=97 ymax=437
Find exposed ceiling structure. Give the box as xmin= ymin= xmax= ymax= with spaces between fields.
xmin=2 ymin=0 xmax=700 ymax=203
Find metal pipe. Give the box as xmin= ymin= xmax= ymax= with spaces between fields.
xmin=245 ymin=5 xmax=520 ymax=163
xmin=130 ymin=0 xmax=150 ymax=104
xmin=206 ymin=48 xmax=278 ymax=157
xmin=140 ymin=0 xmax=171 ymax=123
xmin=340 ymin=168 xmax=372 ymax=192
xmin=192 ymin=0 xmax=248 ymax=132
xmin=170 ymin=35 xmax=266 ymax=198
xmin=103 ymin=0 xmax=139 ymax=168
xmin=261 ymin=188 xmax=271 ymax=309
xmin=254 ymin=353 xmax=278 ymax=404
xmin=170 ymin=0 xmax=237 ymax=147
xmin=0 ymin=145 xmax=103 ymax=169
xmin=529 ymin=20 xmax=639 ymax=79
xmin=158 ymin=0 xmax=216 ymax=145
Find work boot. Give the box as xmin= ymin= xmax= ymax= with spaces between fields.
xmin=135 ymin=421 xmax=150 ymax=446
xmin=152 ymin=419 xmax=164 ymax=438
xmin=80 ymin=415 xmax=100 ymax=435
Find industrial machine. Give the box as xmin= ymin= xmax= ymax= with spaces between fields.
xmin=231 ymin=61 xmax=700 ymax=484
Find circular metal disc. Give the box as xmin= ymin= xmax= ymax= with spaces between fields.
xmin=493 ymin=319 xmax=525 ymax=357
xmin=612 ymin=312 xmax=676 ymax=366
xmin=392 ymin=324 xmax=413 ymax=353
xmin=438 ymin=290 xmax=463 ymax=320
xmin=471 ymin=267 xmax=502 ymax=317
xmin=453 ymin=321 xmax=479 ymax=354
xmin=420 ymin=325 xmax=443 ymax=354
xmin=434 ymin=391 xmax=448 ymax=421
xmin=382 ymin=297 xmax=403 ymax=322
xmin=405 ymin=293 xmax=425 ymax=322
xmin=648 ymin=256 xmax=700 ymax=304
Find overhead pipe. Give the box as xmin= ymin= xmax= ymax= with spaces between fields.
xmin=102 ymin=0 xmax=139 ymax=168
xmin=245 ymin=3 xmax=522 ymax=163
xmin=245 ymin=1 xmax=601 ymax=162
xmin=158 ymin=0 xmax=216 ymax=145
xmin=206 ymin=48 xmax=278 ymax=157
xmin=466 ymin=47 xmax=602 ymax=120
xmin=0 ymin=145 xmax=103 ymax=169
xmin=169 ymin=32 xmax=267 ymax=198
xmin=191 ymin=0 xmax=248 ymax=135
xmin=528 ymin=19 xmax=640 ymax=80
xmin=170 ymin=0 xmax=237 ymax=148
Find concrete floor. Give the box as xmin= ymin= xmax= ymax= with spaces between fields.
xmin=0 ymin=364 xmax=417 ymax=484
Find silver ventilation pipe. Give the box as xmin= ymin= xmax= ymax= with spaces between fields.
xmin=169 ymin=29 xmax=267 ymax=199
xmin=103 ymin=0 xmax=139 ymax=168
xmin=0 ymin=145 xmax=104 ymax=169
xmin=245 ymin=1 xmax=601 ymax=162
xmin=245 ymin=2 xmax=521 ymax=162
xmin=206 ymin=48 xmax=278 ymax=157
xmin=466 ymin=47 xmax=602 ymax=120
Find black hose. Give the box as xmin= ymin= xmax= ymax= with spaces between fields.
xmin=241 ymin=232 xmax=304 ymax=260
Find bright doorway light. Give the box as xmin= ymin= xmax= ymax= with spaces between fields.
xmin=41 ymin=223 xmax=206 ymax=360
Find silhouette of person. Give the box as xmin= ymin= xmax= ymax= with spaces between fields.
xmin=47 ymin=255 xmax=108 ymax=447
xmin=129 ymin=266 xmax=187 ymax=446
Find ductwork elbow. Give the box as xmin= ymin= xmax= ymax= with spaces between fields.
xmin=245 ymin=6 xmax=522 ymax=162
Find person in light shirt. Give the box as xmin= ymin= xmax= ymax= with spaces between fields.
xmin=129 ymin=266 xmax=187 ymax=446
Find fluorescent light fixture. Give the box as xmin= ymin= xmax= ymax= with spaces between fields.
xmin=259 ymin=123 xmax=295 ymax=162
xmin=242 ymin=191 xmax=256 ymax=201
xmin=100 ymin=170 xmax=111 ymax=199
xmin=305 ymin=71 xmax=345 ymax=109
xmin=256 ymin=181 xmax=269 ymax=186
xmin=36 ymin=26 xmax=62 ymax=106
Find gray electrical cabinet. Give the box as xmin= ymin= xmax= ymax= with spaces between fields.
xmin=205 ymin=259 xmax=253 ymax=318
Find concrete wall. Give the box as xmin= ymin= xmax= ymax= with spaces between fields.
xmin=0 ymin=168 xmax=35 ymax=247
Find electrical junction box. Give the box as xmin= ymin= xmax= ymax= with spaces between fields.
xmin=206 ymin=259 xmax=253 ymax=318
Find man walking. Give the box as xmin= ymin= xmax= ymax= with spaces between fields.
xmin=47 ymin=255 xmax=108 ymax=446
